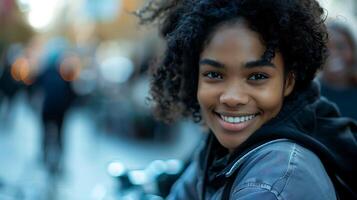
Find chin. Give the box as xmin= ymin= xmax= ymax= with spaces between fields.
xmin=215 ymin=134 xmax=244 ymax=152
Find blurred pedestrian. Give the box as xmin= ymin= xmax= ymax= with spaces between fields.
xmin=34 ymin=44 xmax=77 ymax=174
xmin=318 ymin=21 xmax=357 ymax=120
xmin=0 ymin=44 xmax=25 ymax=130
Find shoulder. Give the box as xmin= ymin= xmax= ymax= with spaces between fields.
xmin=167 ymin=138 xmax=207 ymax=200
xmin=230 ymin=140 xmax=336 ymax=200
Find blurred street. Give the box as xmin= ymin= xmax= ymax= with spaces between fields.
xmin=0 ymin=92 xmax=203 ymax=200
xmin=1 ymin=0 xmax=357 ymax=199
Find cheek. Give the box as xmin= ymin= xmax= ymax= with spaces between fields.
xmin=254 ymin=82 xmax=284 ymax=115
xmin=197 ymin=82 xmax=220 ymax=116
xmin=197 ymin=83 xmax=211 ymax=108
xmin=197 ymin=84 xmax=211 ymax=125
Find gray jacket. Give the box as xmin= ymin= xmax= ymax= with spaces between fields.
xmin=167 ymin=139 xmax=336 ymax=200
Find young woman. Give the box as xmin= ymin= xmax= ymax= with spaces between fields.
xmin=137 ymin=0 xmax=357 ymax=199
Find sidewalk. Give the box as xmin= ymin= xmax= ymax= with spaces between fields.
xmin=0 ymin=95 xmax=203 ymax=200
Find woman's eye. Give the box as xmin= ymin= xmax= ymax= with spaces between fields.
xmin=248 ymin=73 xmax=269 ymax=81
xmin=204 ymin=71 xmax=223 ymax=80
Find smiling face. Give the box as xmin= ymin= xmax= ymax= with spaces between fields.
xmin=197 ymin=20 xmax=295 ymax=152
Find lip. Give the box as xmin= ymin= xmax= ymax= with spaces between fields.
xmin=214 ymin=112 xmax=258 ymax=132
xmin=216 ymin=111 xmax=257 ymax=117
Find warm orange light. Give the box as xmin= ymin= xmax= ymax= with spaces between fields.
xmin=11 ymin=57 xmax=30 ymax=82
xmin=23 ymin=76 xmax=35 ymax=85
xmin=123 ymin=0 xmax=141 ymax=11
xmin=59 ymin=55 xmax=82 ymax=82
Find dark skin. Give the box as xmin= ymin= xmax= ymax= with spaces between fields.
xmin=197 ymin=20 xmax=295 ymax=152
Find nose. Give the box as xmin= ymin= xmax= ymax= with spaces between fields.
xmin=219 ymin=84 xmax=249 ymax=108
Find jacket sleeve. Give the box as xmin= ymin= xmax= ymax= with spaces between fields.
xmin=231 ymin=187 xmax=278 ymax=200
xmin=166 ymin=160 xmax=201 ymax=200
xmin=228 ymin=141 xmax=336 ymax=200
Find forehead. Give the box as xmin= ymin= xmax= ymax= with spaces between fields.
xmin=199 ymin=21 xmax=286 ymax=72
xmin=201 ymin=21 xmax=266 ymax=61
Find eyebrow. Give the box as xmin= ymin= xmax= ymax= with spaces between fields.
xmin=199 ymin=59 xmax=225 ymax=68
xmin=199 ymin=58 xmax=275 ymax=69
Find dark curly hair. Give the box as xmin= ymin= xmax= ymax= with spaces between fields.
xmin=136 ymin=0 xmax=328 ymax=123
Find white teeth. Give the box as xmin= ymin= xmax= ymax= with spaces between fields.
xmin=227 ymin=117 xmax=235 ymax=123
xmin=220 ymin=114 xmax=256 ymax=124
xmin=233 ymin=117 xmax=238 ymax=123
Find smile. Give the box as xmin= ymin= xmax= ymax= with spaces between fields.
xmin=214 ymin=112 xmax=259 ymax=132
xmin=220 ymin=114 xmax=256 ymax=124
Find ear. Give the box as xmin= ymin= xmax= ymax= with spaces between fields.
xmin=283 ymin=72 xmax=295 ymax=97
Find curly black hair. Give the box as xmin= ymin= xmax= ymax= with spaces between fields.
xmin=136 ymin=0 xmax=328 ymax=123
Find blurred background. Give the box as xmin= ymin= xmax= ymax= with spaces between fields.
xmin=0 ymin=0 xmax=356 ymax=199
